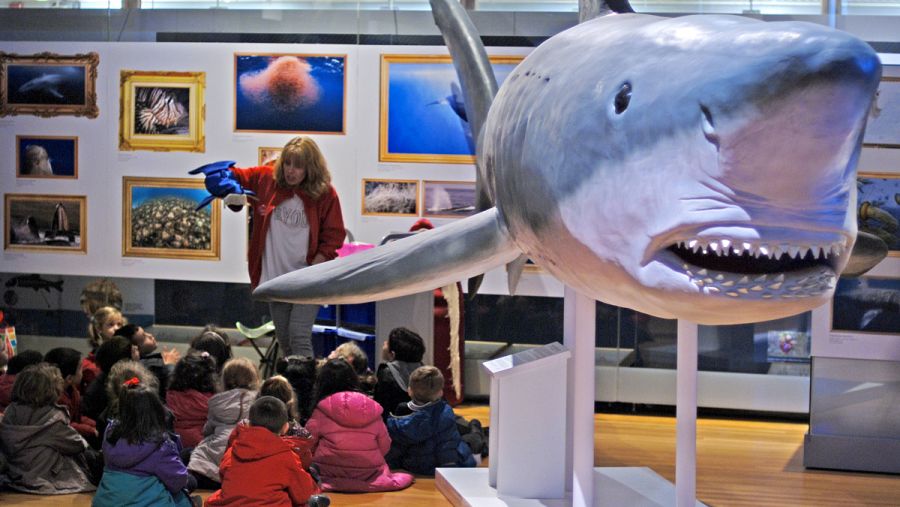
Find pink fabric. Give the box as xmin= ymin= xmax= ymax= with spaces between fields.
xmin=336 ymin=242 xmax=374 ymax=258
xmin=167 ymin=389 xmax=214 ymax=449
xmin=306 ymin=391 xmax=413 ymax=493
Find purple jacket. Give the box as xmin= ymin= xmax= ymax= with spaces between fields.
xmin=102 ymin=420 xmax=190 ymax=495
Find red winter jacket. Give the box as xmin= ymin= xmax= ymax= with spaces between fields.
xmin=166 ymin=389 xmax=214 ymax=449
xmin=231 ymin=165 xmax=345 ymax=289
xmin=205 ymin=422 xmax=319 ymax=507
xmin=79 ymin=354 xmax=100 ymax=395
xmin=0 ymin=373 xmax=15 ymax=411
xmin=58 ymin=385 xmax=96 ymax=440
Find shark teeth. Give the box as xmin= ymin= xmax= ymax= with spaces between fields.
xmin=681 ymin=265 xmax=835 ymax=299
xmin=674 ymin=238 xmax=847 ymax=261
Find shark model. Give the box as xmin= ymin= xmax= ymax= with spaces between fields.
xmin=246 ymin=0 xmax=882 ymax=326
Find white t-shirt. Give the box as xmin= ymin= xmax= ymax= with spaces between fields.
xmin=260 ymin=194 xmax=311 ymax=285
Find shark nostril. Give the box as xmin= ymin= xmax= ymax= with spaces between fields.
xmin=700 ymin=104 xmax=719 ymax=147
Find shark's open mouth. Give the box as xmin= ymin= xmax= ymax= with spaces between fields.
xmin=664 ymin=238 xmax=846 ymax=299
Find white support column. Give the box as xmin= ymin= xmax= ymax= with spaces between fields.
xmin=676 ymin=319 xmax=699 ymax=507
xmin=564 ymin=286 xmax=596 ymax=507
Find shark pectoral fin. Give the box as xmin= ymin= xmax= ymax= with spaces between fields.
xmin=506 ymin=254 xmax=529 ymax=295
xmin=254 ymin=207 xmax=521 ymax=305
xmin=843 ymin=231 xmax=889 ymax=277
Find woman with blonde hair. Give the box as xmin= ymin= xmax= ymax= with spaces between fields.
xmin=191 ymin=136 xmax=345 ymax=359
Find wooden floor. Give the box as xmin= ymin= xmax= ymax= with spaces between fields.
xmin=2 ymin=405 xmax=899 ymax=506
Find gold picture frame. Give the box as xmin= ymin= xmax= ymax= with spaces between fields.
xmin=122 ymin=176 xmax=220 ymax=260
xmin=362 ymin=178 xmax=420 ymax=217
xmin=16 ymin=135 xmax=79 ymax=179
xmin=4 ymin=193 xmax=87 ymax=254
xmin=258 ymin=146 xmax=281 ymax=166
xmin=0 ymin=51 xmax=99 ymax=118
xmin=119 ymin=71 xmax=205 ymax=152
xmin=379 ymin=54 xmax=523 ymax=164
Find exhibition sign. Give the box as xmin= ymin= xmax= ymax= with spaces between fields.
xmin=0 ymin=51 xmax=99 ymax=118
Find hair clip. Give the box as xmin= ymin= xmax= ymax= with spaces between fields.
xmin=123 ymin=377 xmax=140 ymax=387
xmin=200 ymin=351 xmax=210 ymax=358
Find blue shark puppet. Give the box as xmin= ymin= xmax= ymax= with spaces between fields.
xmin=188 ymin=160 xmax=256 ymax=211
xmin=243 ymin=0 xmax=883 ymax=325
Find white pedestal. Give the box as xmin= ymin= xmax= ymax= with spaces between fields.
xmin=436 ymin=467 xmax=708 ymax=507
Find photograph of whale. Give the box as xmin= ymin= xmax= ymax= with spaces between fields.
xmin=243 ymin=0 xmax=884 ymax=327
xmin=4 ymin=194 xmax=85 ymax=253
xmin=832 ymin=276 xmax=900 ymax=335
xmin=423 ymin=180 xmax=476 ymax=218
xmin=6 ymin=64 xmax=85 ymax=105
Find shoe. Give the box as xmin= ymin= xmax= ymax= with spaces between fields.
xmin=308 ymin=494 xmax=331 ymax=507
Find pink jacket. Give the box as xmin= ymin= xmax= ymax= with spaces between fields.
xmin=306 ymin=391 xmax=413 ymax=493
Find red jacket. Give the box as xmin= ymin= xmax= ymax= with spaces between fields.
xmin=167 ymin=389 xmax=214 ymax=449
xmin=0 ymin=373 xmax=15 ymax=411
xmin=58 ymin=385 xmax=96 ymax=440
xmin=205 ymin=422 xmax=319 ymax=507
xmin=231 ymin=165 xmax=345 ymax=289
xmin=80 ymin=354 xmax=100 ymax=395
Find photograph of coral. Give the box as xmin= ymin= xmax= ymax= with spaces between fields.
xmin=4 ymin=194 xmax=86 ymax=253
xmin=235 ymin=53 xmax=346 ymax=134
xmin=857 ymin=173 xmax=900 ymax=255
xmin=122 ymin=177 xmax=220 ymax=260
xmin=423 ymin=180 xmax=476 ymax=218
xmin=16 ymin=135 xmax=78 ymax=178
xmin=119 ymin=71 xmax=205 ymax=152
xmin=362 ymin=179 xmax=419 ymax=217
xmin=831 ymin=276 xmax=900 ymax=335
xmin=864 ymin=75 xmax=900 ymax=148
xmin=379 ymin=54 xmax=522 ymax=164
xmin=258 ymin=146 xmax=281 ymax=166
xmin=1 ymin=51 xmax=99 ymax=118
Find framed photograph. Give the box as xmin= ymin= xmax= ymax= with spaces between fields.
xmin=258 ymin=146 xmax=281 ymax=166
xmin=4 ymin=193 xmax=86 ymax=253
xmin=857 ymin=172 xmax=900 ymax=255
xmin=235 ymin=53 xmax=346 ymax=134
xmin=766 ymin=330 xmax=810 ymax=363
xmin=864 ymin=75 xmax=900 ymax=148
xmin=119 ymin=71 xmax=205 ymax=152
xmin=423 ymin=180 xmax=476 ymax=218
xmin=0 ymin=51 xmax=99 ymax=118
xmin=16 ymin=135 xmax=78 ymax=179
xmin=831 ymin=276 xmax=900 ymax=335
xmin=122 ymin=176 xmax=220 ymax=260
xmin=379 ymin=54 xmax=523 ymax=164
xmin=362 ymin=178 xmax=419 ymax=217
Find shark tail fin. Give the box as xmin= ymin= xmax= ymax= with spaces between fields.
xmin=254 ymin=208 xmax=521 ymax=305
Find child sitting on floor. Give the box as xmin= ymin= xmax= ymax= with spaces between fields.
xmin=167 ymin=351 xmax=219 ymax=449
xmin=115 ymin=324 xmax=180 ymax=401
xmin=0 ymin=349 xmax=43 ymax=412
xmin=374 ymin=328 xmax=425 ymax=418
xmin=44 ymin=347 xmax=98 ymax=446
xmin=0 ymin=363 xmax=99 ymax=494
xmin=93 ymin=379 xmax=199 ymax=507
xmin=328 ymin=342 xmax=376 ymax=396
xmin=306 ymin=359 xmax=413 ymax=493
xmin=277 ymin=355 xmax=317 ymax=424
xmin=386 ymin=366 xmax=476 ymax=475
xmin=82 ymin=306 xmax=126 ymax=393
xmin=260 ymin=375 xmax=316 ymax=473
xmin=206 ymin=396 xmax=321 ymax=506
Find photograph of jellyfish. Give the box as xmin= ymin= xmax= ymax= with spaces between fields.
xmin=1 ymin=51 xmax=99 ymax=118
xmin=379 ymin=54 xmax=523 ymax=164
xmin=234 ymin=53 xmax=346 ymax=134
xmin=857 ymin=173 xmax=900 ymax=255
xmin=362 ymin=179 xmax=419 ymax=217
xmin=258 ymin=146 xmax=281 ymax=166
xmin=423 ymin=180 xmax=476 ymax=218
xmin=832 ymin=276 xmax=900 ymax=335
xmin=864 ymin=75 xmax=900 ymax=148
xmin=16 ymin=135 xmax=78 ymax=179
xmin=119 ymin=71 xmax=205 ymax=152
xmin=122 ymin=177 xmax=220 ymax=260
xmin=4 ymin=193 xmax=86 ymax=253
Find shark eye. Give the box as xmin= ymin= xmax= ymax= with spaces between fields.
xmin=614 ymin=82 xmax=632 ymax=115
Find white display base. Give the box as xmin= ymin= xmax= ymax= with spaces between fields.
xmin=436 ymin=467 xmax=707 ymax=507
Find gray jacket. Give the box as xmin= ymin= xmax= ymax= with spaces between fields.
xmin=188 ymin=388 xmax=256 ymax=482
xmin=0 ymin=403 xmax=95 ymax=494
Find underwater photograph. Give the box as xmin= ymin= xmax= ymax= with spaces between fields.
xmin=6 ymin=64 xmax=86 ymax=105
xmin=234 ymin=54 xmax=345 ymax=133
xmin=832 ymin=276 xmax=900 ymax=335
xmin=857 ymin=174 xmax=900 ymax=253
xmin=16 ymin=136 xmax=77 ymax=178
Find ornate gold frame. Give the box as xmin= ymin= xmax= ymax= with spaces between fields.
xmin=0 ymin=51 xmax=99 ymax=118
xmin=379 ymin=54 xmax=523 ymax=164
xmin=361 ymin=178 xmax=420 ymax=217
xmin=4 ymin=193 xmax=87 ymax=254
xmin=122 ymin=176 xmax=220 ymax=260
xmin=119 ymin=71 xmax=205 ymax=152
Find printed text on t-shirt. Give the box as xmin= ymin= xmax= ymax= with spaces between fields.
xmin=273 ymin=205 xmax=308 ymax=228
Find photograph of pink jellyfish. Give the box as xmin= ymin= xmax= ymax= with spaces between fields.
xmin=234 ymin=53 xmax=346 ymax=134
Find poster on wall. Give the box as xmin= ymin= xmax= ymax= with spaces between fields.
xmin=831 ymin=276 xmax=900 ymax=335
xmin=362 ymin=178 xmax=419 ymax=217
xmin=258 ymin=146 xmax=281 ymax=166
xmin=122 ymin=177 xmax=220 ymax=260
xmin=379 ymin=54 xmax=522 ymax=164
xmin=0 ymin=51 xmax=99 ymax=118
xmin=234 ymin=53 xmax=346 ymax=134
xmin=864 ymin=74 xmax=900 ymax=148
xmin=857 ymin=172 xmax=900 ymax=255
xmin=16 ymin=135 xmax=78 ymax=179
xmin=422 ymin=180 xmax=476 ymax=218
xmin=4 ymin=193 xmax=87 ymax=254
xmin=119 ymin=71 xmax=206 ymax=152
